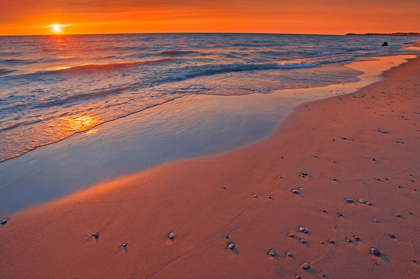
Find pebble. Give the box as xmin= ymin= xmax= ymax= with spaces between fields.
xmin=371 ymin=247 xmax=381 ymax=256
xmin=332 ymin=177 xmax=337 ymax=181
xmin=92 ymin=233 xmax=99 ymax=239
xmin=366 ymin=202 xmax=373 ymax=206
xmin=287 ymin=252 xmax=293 ymax=257
xmin=228 ymin=243 xmax=235 ymax=249
xmin=313 ymin=155 xmax=318 ymax=158
xmin=253 ymin=194 xmax=258 ymax=198
xmin=168 ymin=232 xmax=175 ymax=240
xmin=268 ymin=248 xmax=277 ymax=256
xmin=328 ymin=239 xmax=335 ymax=244
xmin=345 ymin=198 xmax=353 ymax=203
xmin=322 ymin=209 xmax=327 ymax=213
xmin=337 ymin=212 xmax=343 ymax=217
xmin=358 ymin=199 xmax=366 ymax=204
xmin=0 ymin=218 xmax=8 ymax=225
xmin=388 ymin=234 xmax=396 ymax=239
xmin=295 ymin=275 xmax=301 ymax=279
xmin=268 ymin=195 xmax=272 ymax=199
xmin=225 ymin=234 xmax=230 ymax=239
xmin=374 ymin=218 xmax=380 ymax=223
xmin=299 ymin=227 xmax=307 ymax=233
xmin=120 ymin=243 xmax=127 ymax=248
xmin=300 ymin=238 xmax=307 ymax=244
xmin=375 ymin=177 xmax=381 ymax=181
xmin=394 ymin=213 xmax=402 ymax=218
xmin=353 ymin=235 xmax=360 ymax=241
xmin=301 ymin=263 xmax=310 ymax=270
xmin=347 ymin=238 xmax=352 ymax=242
xmin=292 ymin=189 xmax=300 ymax=195
xmin=288 ymin=232 xmax=296 ymax=238
xmin=410 ymin=258 xmax=417 ymax=263
xmin=223 ymin=186 xmax=227 ymax=190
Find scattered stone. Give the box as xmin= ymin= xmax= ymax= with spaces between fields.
xmin=299 ymin=227 xmax=307 ymax=233
xmin=268 ymin=195 xmax=272 ymax=199
xmin=225 ymin=234 xmax=230 ymax=239
xmin=381 ymin=42 xmax=388 ymax=47
xmin=372 ymin=158 xmax=376 ymax=161
xmin=253 ymin=194 xmax=258 ymax=198
xmin=359 ymin=199 xmax=366 ymax=204
xmin=288 ymin=232 xmax=296 ymax=238
xmin=300 ymin=238 xmax=307 ymax=244
xmin=345 ymin=198 xmax=353 ymax=203
xmin=92 ymin=233 xmax=99 ymax=239
xmin=374 ymin=219 xmax=380 ymax=223
xmin=320 ymin=272 xmax=326 ymax=277
xmin=120 ymin=243 xmax=127 ymax=248
xmin=268 ymin=248 xmax=277 ymax=256
xmin=223 ymin=186 xmax=227 ymax=190
xmin=371 ymin=247 xmax=381 ymax=256
xmin=228 ymin=242 xmax=235 ymax=249
xmin=301 ymin=263 xmax=310 ymax=270
xmin=287 ymin=252 xmax=293 ymax=257
xmin=295 ymin=275 xmax=301 ymax=279
xmin=394 ymin=213 xmax=402 ymax=218
xmin=332 ymin=177 xmax=337 ymax=181
xmin=388 ymin=234 xmax=396 ymax=239
xmin=347 ymin=238 xmax=352 ymax=242
xmin=376 ymin=177 xmax=381 ymax=181
xmin=366 ymin=202 xmax=373 ymax=206
xmin=410 ymin=258 xmax=417 ymax=263
xmin=0 ymin=218 xmax=8 ymax=225
xmin=353 ymin=235 xmax=360 ymax=241
xmin=378 ymin=129 xmax=389 ymax=134
xmin=320 ymin=241 xmax=324 ymax=244
xmin=328 ymin=239 xmax=335 ymax=244
xmin=337 ymin=212 xmax=343 ymax=218
xmin=168 ymin=232 xmax=175 ymax=240
xmin=313 ymin=155 xmax=318 ymax=158
xmin=292 ymin=189 xmax=300 ymax=195
xmin=322 ymin=209 xmax=327 ymax=213
xmin=299 ymin=172 xmax=308 ymax=178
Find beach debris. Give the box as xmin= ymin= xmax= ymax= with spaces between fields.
xmin=332 ymin=160 xmax=336 ymax=163
xmin=299 ymin=172 xmax=308 ymax=178
xmin=345 ymin=198 xmax=353 ymax=203
xmin=332 ymin=177 xmax=337 ymax=181
xmin=268 ymin=195 xmax=272 ymax=199
xmin=347 ymin=238 xmax=352 ymax=242
xmin=295 ymin=275 xmax=301 ymax=279
xmin=228 ymin=242 xmax=235 ymax=249
xmin=332 ymin=139 xmax=337 ymax=141
xmin=120 ymin=243 xmax=127 ymax=248
xmin=374 ymin=218 xmax=380 ymax=223
xmin=287 ymin=252 xmax=293 ymax=257
xmin=321 ymin=209 xmax=327 ymax=213
xmin=268 ymin=248 xmax=277 ymax=256
xmin=320 ymin=241 xmax=324 ymax=244
xmin=301 ymin=263 xmax=310 ymax=270
xmin=396 ymin=140 xmax=405 ymax=144
xmin=353 ymin=235 xmax=360 ymax=241
xmin=0 ymin=218 xmax=8 ymax=225
xmin=320 ymin=272 xmax=326 ymax=277
xmin=225 ymin=234 xmax=230 ymax=239
xmin=359 ymin=199 xmax=366 ymax=204
xmin=292 ymin=189 xmax=300 ymax=195
xmin=278 ymin=175 xmax=283 ymax=179
xmin=366 ymin=202 xmax=373 ymax=206
xmin=299 ymin=227 xmax=308 ymax=233
xmin=313 ymin=155 xmax=318 ymax=158
xmin=371 ymin=247 xmax=381 ymax=256
xmin=388 ymin=233 xmax=396 ymax=239
xmin=328 ymin=239 xmax=335 ymax=244
xmin=394 ymin=213 xmax=402 ymax=218
xmin=381 ymin=42 xmax=388 ymax=47
xmin=300 ymin=238 xmax=307 ymax=244
xmin=253 ymin=194 xmax=258 ymax=198
xmin=337 ymin=212 xmax=343 ymax=218
xmin=91 ymin=233 xmax=100 ymax=239
xmin=168 ymin=232 xmax=175 ymax=240
xmin=378 ymin=129 xmax=389 ymax=134
xmin=375 ymin=177 xmax=381 ymax=181
xmin=410 ymin=258 xmax=417 ymax=263
xmin=223 ymin=186 xmax=227 ymax=190
xmin=288 ymin=232 xmax=296 ymax=238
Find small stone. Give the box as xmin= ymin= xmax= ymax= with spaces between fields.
xmin=328 ymin=239 xmax=335 ymax=244
xmin=223 ymin=186 xmax=227 ymax=190
xmin=225 ymin=234 xmax=230 ymax=239
xmin=253 ymin=194 xmax=258 ymax=198
xmin=168 ymin=232 xmax=175 ymax=240
xmin=374 ymin=219 xmax=380 ymax=223
xmin=228 ymin=242 xmax=235 ymax=249
xmin=301 ymin=263 xmax=310 ymax=270
xmin=353 ymin=235 xmax=360 ymax=241
xmin=322 ymin=209 xmax=327 ymax=213
xmin=347 ymin=238 xmax=352 ymax=242
xmin=410 ymin=258 xmax=417 ymax=263
xmin=388 ymin=234 xmax=396 ymax=239
xmin=332 ymin=160 xmax=336 ymax=163
xmin=345 ymin=198 xmax=353 ymax=203
xmin=394 ymin=213 xmax=401 ymax=218
xmin=320 ymin=241 xmax=324 ymax=244
xmin=292 ymin=189 xmax=300 ymax=195
xmin=320 ymin=272 xmax=326 ymax=277
xmin=0 ymin=218 xmax=8 ymax=225
xmin=299 ymin=227 xmax=307 ymax=233
xmin=295 ymin=275 xmax=301 ymax=279
xmin=268 ymin=195 xmax=272 ymax=199
xmin=366 ymin=202 xmax=373 ymax=206
xmin=300 ymin=238 xmax=307 ymax=244
xmin=332 ymin=177 xmax=337 ymax=181
xmin=287 ymin=252 xmax=293 ymax=257
xmin=337 ymin=212 xmax=343 ymax=217
xmin=92 ymin=233 xmax=99 ymax=239
xmin=288 ymin=232 xmax=296 ymax=238
xmin=358 ymin=199 xmax=366 ymax=204
xmin=313 ymin=155 xmax=318 ymax=158
xmin=376 ymin=177 xmax=380 ymax=181
xmin=372 ymin=158 xmax=376 ymax=161
xmin=268 ymin=248 xmax=276 ymax=256
xmin=371 ymin=247 xmax=381 ymax=256
xmin=121 ymin=243 xmax=127 ymax=248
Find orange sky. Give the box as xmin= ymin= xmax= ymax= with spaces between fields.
xmin=0 ymin=0 xmax=419 ymax=35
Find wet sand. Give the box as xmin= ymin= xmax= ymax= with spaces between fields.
xmin=1 ymin=55 xmax=420 ymax=278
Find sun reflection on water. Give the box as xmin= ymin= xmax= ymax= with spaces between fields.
xmin=61 ymin=115 xmax=100 ymax=133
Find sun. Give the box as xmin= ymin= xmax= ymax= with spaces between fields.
xmin=50 ymin=24 xmax=63 ymax=34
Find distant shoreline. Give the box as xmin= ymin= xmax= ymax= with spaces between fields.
xmin=346 ymin=32 xmax=420 ymax=37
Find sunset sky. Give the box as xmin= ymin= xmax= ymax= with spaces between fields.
xmin=0 ymin=0 xmax=419 ymax=35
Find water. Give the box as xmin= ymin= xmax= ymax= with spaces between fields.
xmin=0 ymin=33 xmax=417 ymax=163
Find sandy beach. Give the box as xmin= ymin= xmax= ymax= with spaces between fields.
xmin=1 ymin=52 xmax=420 ymax=279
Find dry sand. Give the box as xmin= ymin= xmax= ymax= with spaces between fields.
xmin=0 ymin=55 xmax=419 ymax=279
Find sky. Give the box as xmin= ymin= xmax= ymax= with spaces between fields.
xmin=0 ymin=0 xmax=419 ymax=35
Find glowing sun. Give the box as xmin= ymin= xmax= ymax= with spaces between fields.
xmin=50 ymin=24 xmax=63 ymax=34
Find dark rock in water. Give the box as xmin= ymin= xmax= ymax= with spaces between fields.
xmin=371 ymin=247 xmax=381 ymax=256
xmin=268 ymin=248 xmax=277 ymax=256
xmin=301 ymin=263 xmax=310 ymax=270
xmin=228 ymin=242 xmax=235 ymax=249
xmin=381 ymin=42 xmax=388 ymax=46
xmin=0 ymin=218 xmax=8 ymax=225
xmin=322 ymin=209 xmax=327 ymax=213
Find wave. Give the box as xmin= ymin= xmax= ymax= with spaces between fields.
xmin=161 ymin=50 xmax=195 ymax=55
xmin=0 ymin=68 xmax=14 ymax=75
